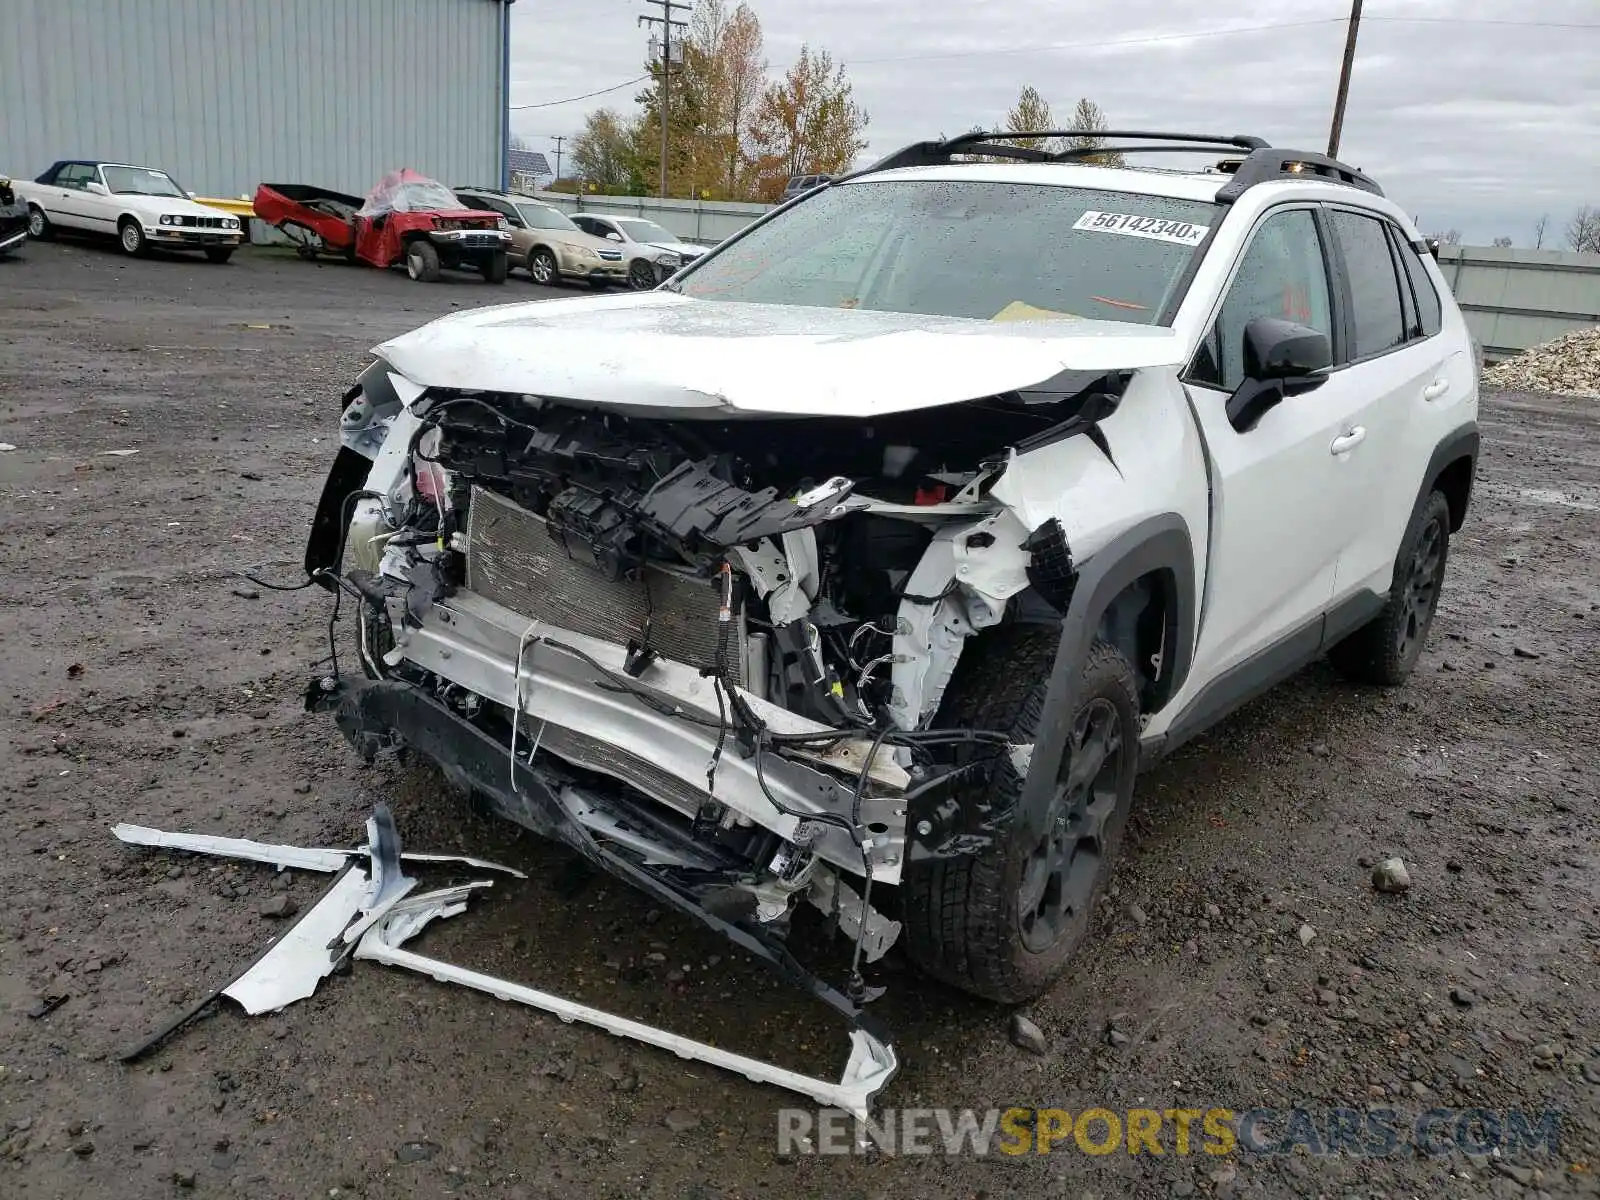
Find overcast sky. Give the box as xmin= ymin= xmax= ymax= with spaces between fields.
xmin=507 ymin=0 xmax=1600 ymax=247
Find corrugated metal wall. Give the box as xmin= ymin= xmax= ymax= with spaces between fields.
xmin=0 ymin=0 xmax=505 ymax=200
xmin=1437 ymin=246 xmax=1600 ymax=361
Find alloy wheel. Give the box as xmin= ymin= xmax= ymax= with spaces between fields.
xmin=1017 ymin=697 xmax=1124 ymax=953
xmin=1397 ymin=515 xmax=1447 ymax=665
xmin=28 ymin=209 xmax=45 ymax=238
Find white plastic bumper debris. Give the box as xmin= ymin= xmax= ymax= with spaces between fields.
xmin=355 ymin=888 xmax=899 ymax=1120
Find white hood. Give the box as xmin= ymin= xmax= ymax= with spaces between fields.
xmin=125 ymin=194 xmax=237 ymax=222
xmin=374 ymin=291 xmax=1187 ymax=418
xmin=648 ymin=240 xmax=703 ymax=258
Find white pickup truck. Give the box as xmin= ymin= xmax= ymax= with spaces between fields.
xmin=18 ymin=159 xmax=243 ymax=262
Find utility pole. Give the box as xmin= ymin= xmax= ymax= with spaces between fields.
xmin=639 ymin=0 xmax=690 ymax=198
xmin=1326 ymin=0 xmax=1363 ymax=158
xmin=551 ymin=135 xmax=567 ymax=181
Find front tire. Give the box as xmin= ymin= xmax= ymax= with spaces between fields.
xmin=480 ymin=250 xmax=509 ymax=284
xmin=526 ymin=247 xmax=557 ymax=286
xmin=27 ymin=206 xmax=53 ymax=241
xmin=119 ymin=219 xmax=148 ymax=257
xmin=204 ymin=247 xmax=234 ymax=264
xmin=405 ymin=239 xmax=441 ymax=282
xmin=903 ymin=633 xmax=1140 ymax=1003
xmin=1328 ymin=489 xmax=1452 ymax=685
xmin=629 ymin=259 xmax=658 ymax=290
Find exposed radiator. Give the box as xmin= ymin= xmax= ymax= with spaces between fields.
xmin=464 ymin=486 xmax=744 ymax=683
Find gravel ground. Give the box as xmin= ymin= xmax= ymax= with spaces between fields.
xmin=1 ymin=242 xmax=1598 ymax=1200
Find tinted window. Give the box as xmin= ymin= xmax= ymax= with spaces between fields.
xmin=1331 ymin=210 xmax=1406 ymax=358
xmin=680 ymin=180 xmax=1218 ymax=324
xmin=1395 ymin=235 xmax=1443 ymax=337
xmin=1191 ymin=208 xmax=1333 ymax=392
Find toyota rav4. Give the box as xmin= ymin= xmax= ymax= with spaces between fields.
xmin=298 ymin=130 xmax=1478 ymax=1049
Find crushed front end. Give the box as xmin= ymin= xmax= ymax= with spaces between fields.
xmin=301 ymin=354 xmax=1112 ymax=1039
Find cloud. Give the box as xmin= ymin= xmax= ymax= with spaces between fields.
xmin=510 ymin=0 xmax=1600 ymax=245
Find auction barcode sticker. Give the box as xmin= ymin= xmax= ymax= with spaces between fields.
xmin=1073 ymin=211 xmax=1210 ymax=246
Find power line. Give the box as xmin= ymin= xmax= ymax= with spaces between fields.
xmin=850 ymin=12 xmax=1598 ymax=67
xmin=851 ymin=17 xmax=1346 ymax=65
xmin=510 ymin=75 xmax=649 ymax=110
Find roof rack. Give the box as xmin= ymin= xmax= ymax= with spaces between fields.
xmin=849 ymin=130 xmax=1382 ymax=202
xmin=1212 ymin=148 xmax=1381 ymax=201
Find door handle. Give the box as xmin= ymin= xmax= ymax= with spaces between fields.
xmin=1422 ymin=378 xmax=1449 ymax=401
xmin=1330 ymin=426 xmax=1367 ymax=455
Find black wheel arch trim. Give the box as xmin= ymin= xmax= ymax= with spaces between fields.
xmin=1017 ymin=513 xmax=1196 ymax=841
xmin=1418 ymin=421 xmax=1478 ymax=532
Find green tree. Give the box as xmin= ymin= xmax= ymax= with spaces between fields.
xmin=1003 ymin=86 xmax=1056 ymax=151
xmin=1060 ymin=97 xmax=1124 ymax=167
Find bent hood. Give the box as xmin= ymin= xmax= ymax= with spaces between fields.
xmin=374 ymin=291 xmax=1187 ymax=418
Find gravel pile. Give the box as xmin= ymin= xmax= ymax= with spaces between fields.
xmin=1483 ymin=325 xmax=1600 ymax=397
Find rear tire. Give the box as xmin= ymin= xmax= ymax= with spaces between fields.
xmin=1328 ymin=489 xmax=1452 ymax=686
xmin=903 ymin=633 xmax=1140 ymax=1003
xmin=405 ymin=239 xmax=441 ymax=282
xmin=480 ymin=250 xmax=509 ymax=284
xmin=119 ymin=219 xmax=147 ymax=257
xmin=28 ymin=206 xmax=53 ymax=241
xmin=204 ymin=247 xmax=234 ymax=264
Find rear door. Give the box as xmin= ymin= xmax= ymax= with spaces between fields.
xmin=1321 ymin=207 xmax=1464 ymax=605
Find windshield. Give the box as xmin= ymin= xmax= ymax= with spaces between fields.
xmin=103 ymin=165 xmax=186 ymax=198
xmin=517 ymin=203 xmax=581 ymax=232
xmin=677 ymin=180 xmax=1218 ymax=325
xmin=359 ymin=171 xmax=462 ymax=217
xmin=617 ymin=218 xmax=676 ymax=243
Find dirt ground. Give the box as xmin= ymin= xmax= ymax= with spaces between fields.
xmin=1 ymin=240 xmax=1598 ymax=1200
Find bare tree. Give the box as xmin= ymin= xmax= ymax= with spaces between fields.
xmin=1567 ymin=205 xmax=1600 ymax=254
xmin=1492 ymin=236 xmax=1512 ymax=248
xmin=1424 ymin=228 xmax=1462 ymax=246
xmin=1532 ymin=213 xmax=1549 ymax=250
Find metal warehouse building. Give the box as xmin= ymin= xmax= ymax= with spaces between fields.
xmin=1 ymin=0 xmax=512 ymax=200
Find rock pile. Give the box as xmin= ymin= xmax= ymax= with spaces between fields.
xmin=1483 ymin=325 xmax=1600 ymax=397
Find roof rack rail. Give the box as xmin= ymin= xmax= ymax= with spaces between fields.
xmin=1213 ymin=148 xmax=1382 ymax=202
xmin=852 ymin=130 xmax=1269 ymax=176
xmin=847 ymin=130 xmax=1383 ymax=202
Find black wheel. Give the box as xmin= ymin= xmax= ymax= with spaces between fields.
xmin=628 ymin=259 xmax=658 ymax=290
xmin=1328 ymin=489 xmax=1452 ymax=685
xmin=295 ymin=244 xmax=319 ymax=261
xmin=526 ymin=247 xmax=557 ymax=286
xmin=480 ymin=250 xmax=509 ymax=284
xmin=27 ymin=206 xmax=53 ymax=241
xmin=903 ymin=633 xmax=1140 ymax=1003
xmin=204 ymin=247 xmax=234 ymax=264
xmin=118 ymin=219 xmax=148 ymax=257
xmin=405 ymin=239 xmax=441 ymax=282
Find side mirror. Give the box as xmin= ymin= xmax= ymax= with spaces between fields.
xmin=1226 ymin=316 xmax=1332 ymax=433
xmin=86 ymin=181 xmax=109 ymax=196
xmin=1425 ymin=237 xmax=1441 ymax=260
xmin=605 ymin=231 xmax=622 ymax=242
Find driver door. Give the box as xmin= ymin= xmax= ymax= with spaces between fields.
xmin=1177 ymin=205 xmax=1355 ymax=692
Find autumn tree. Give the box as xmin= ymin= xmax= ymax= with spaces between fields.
xmin=1059 ymin=97 xmax=1124 ymax=167
xmin=748 ymin=44 xmax=869 ymax=201
xmin=1003 ymin=86 xmax=1055 ymax=150
xmin=683 ymin=0 xmax=767 ymax=197
xmin=571 ymin=109 xmax=639 ymax=193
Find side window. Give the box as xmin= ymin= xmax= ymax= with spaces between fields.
xmin=58 ymin=164 xmax=93 ymax=189
xmin=1329 ymin=210 xmax=1406 ymax=358
xmin=1394 ymin=234 xmax=1443 ymax=337
xmin=1190 ymin=209 xmax=1334 ymax=392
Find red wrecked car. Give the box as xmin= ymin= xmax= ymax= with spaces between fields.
xmin=254 ymin=169 xmax=513 ymax=283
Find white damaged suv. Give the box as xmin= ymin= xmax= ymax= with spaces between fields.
xmin=301 ymin=131 xmax=1478 ymax=1027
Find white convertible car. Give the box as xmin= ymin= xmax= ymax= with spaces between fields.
xmin=17 ymin=159 xmax=244 ymax=261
